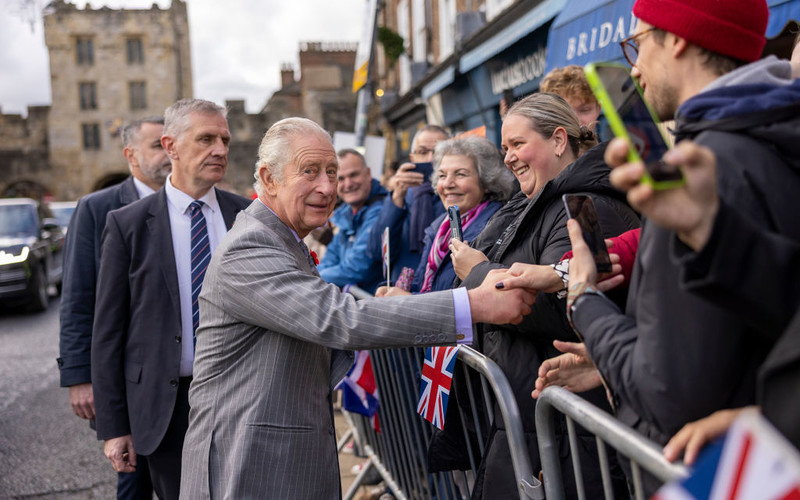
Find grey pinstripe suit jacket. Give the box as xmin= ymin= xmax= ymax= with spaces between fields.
xmin=180 ymin=201 xmax=460 ymax=499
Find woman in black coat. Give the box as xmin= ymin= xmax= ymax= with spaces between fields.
xmin=450 ymin=93 xmax=640 ymax=499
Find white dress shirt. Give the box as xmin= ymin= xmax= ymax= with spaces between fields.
xmin=132 ymin=176 xmax=156 ymax=200
xmin=165 ymin=176 xmax=228 ymax=376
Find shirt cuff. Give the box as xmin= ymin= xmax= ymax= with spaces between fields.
xmin=451 ymin=287 xmax=474 ymax=345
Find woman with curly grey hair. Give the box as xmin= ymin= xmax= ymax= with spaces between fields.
xmin=376 ymin=135 xmax=515 ymax=295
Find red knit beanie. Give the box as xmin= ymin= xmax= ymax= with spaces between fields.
xmin=632 ymin=0 xmax=768 ymax=62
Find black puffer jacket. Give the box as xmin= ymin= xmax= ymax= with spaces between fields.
xmin=461 ymin=142 xmax=640 ymax=500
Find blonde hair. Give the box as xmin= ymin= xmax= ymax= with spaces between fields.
xmin=505 ymin=93 xmax=597 ymax=158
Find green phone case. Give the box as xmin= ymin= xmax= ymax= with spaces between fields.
xmin=584 ymin=62 xmax=685 ymax=190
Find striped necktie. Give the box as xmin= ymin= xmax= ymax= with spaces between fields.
xmin=189 ymin=200 xmax=211 ymax=345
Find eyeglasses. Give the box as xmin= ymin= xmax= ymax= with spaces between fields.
xmin=620 ymin=27 xmax=656 ymax=67
xmin=412 ymin=148 xmax=434 ymax=156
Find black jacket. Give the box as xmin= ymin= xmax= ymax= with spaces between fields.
xmin=676 ymin=200 xmax=800 ymax=450
xmin=573 ymin=58 xmax=800 ymax=451
xmin=58 ymin=177 xmax=140 ymax=387
xmin=462 ymin=142 xmax=640 ymax=499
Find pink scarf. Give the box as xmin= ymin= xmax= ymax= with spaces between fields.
xmin=420 ymin=200 xmax=490 ymax=293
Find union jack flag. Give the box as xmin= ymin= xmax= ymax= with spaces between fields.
xmin=653 ymin=411 xmax=800 ymax=500
xmin=337 ymin=351 xmax=380 ymax=432
xmin=417 ymin=346 xmax=459 ymax=430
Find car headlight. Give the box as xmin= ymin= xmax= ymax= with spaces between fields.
xmin=0 ymin=246 xmax=30 ymax=265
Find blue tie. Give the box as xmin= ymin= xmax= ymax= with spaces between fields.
xmin=189 ymin=201 xmax=211 ymax=345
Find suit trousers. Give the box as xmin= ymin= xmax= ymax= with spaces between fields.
xmin=116 ymin=455 xmax=153 ymax=500
xmin=145 ymin=377 xmax=191 ymax=500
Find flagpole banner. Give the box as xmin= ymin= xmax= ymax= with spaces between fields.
xmin=417 ymin=345 xmax=459 ymax=430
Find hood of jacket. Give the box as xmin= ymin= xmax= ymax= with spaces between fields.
xmin=674 ymin=56 xmax=800 ymax=170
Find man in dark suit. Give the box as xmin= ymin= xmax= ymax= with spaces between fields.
xmin=58 ymin=116 xmax=170 ymax=499
xmin=91 ymin=99 xmax=250 ymax=499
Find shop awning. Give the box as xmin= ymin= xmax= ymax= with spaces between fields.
xmin=422 ymin=66 xmax=456 ymax=100
xmin=459 ymin=0 xmax=565 ymax=74
xmin=768 ymin=0 xmax=800 ymax=37
xmin=544 ymin=0 xmax=636 ymax=73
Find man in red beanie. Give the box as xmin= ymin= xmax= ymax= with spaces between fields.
xmin=562 ymin=0 xmax=800 ymax=491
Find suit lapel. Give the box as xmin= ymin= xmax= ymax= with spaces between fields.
xmin=250 ymin=202 xmax=318 ymax=275
xmin=119 ymin=177 xmax=139 ymax=206
xmin=146 ymin=190 xmax=182 ymax=324
xmin=216 ymin=190 xmax=247 ymax=230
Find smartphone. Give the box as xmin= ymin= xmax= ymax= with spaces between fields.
xmin=562 ymin=194 xmax=612 ymax=273
xmin=447 ymin=205 xmax=463 ymax=241
xmin=412 ymin=161 xmax=434 ymax=180
xmin=584 ymin=62 xmax=684 ymax=190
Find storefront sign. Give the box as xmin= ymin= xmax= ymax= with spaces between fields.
xmin=490 ymin=45 xmax=547 ymax=94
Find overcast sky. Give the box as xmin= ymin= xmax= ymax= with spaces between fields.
xmin=0 ymin=0 xmax=367 ymax=117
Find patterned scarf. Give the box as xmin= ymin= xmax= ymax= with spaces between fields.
xmin=420 ymin=200 xmax=490 ymax=293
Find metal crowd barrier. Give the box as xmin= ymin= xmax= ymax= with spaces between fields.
xmin=344 ymin=286 xmax=543 ymax=500
xmin=535 ymin=386 xmax=690 ymax=500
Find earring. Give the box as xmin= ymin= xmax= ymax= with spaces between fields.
xmin=556 ymin=152 xmax=562 ymax=158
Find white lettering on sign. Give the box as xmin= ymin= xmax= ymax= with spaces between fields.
xmin=490 ymin=46 xmax=547 ymax=94
xmin=564 ymin=12 xmax=638 ymax=61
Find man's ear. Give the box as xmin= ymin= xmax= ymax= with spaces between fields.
xmin=161 ymin=135 xmax=179 ymax=161
xmin=123 ymin=146 xmax=137 ymax=168
xmin=671 ymin=33 xmax=690 ymax=58
xmin=260 ymin=164 xmax=279 ymax=196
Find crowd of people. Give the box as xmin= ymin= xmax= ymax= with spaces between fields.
xmin=55 ymin=0 xmax=800 ymax=498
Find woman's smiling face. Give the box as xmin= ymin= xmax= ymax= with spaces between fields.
xmin=501 ymin=114 xmax=563 ymax=198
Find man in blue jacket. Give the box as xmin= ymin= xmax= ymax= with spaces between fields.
xmin=318 ymin=149 xmax=387 ymax=292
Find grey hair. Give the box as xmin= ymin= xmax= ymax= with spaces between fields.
xmin=121 ymin=116 xmax=164 ymax=148
xmin=163 ymin=98 xmax=227 ymax=138
xmin=505 ymin=92 xmax=596 ymax=158
xmin=253 ymin=117 xmax=331 ymax=195
xmin=410 ymin=124 xmax=449 ymax=152
xmin=337 ymin=148 xmax=366 ymax=165
xmin=432 ymin=136 xmax=516 ymax=203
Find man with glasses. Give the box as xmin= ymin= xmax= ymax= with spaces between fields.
xmin=367 ymin=125 xmax=450 ymax=283
xmin=558 ymin=0 xmax=800 ymax=490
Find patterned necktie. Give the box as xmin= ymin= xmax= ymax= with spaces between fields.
xmin=189 ymin=201 xmax=211 ymax=346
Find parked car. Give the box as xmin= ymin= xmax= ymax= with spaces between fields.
xmin=0 ymin=198 xmax=65 ymax=311
xmin=49 ymin=201 xmax=78 ymax=235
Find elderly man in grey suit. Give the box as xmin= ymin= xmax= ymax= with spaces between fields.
xmin=180 ymin=117 xmax=535 ymax=499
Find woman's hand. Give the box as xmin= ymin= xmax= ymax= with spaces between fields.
xmin=449 ymin=239 xmax=488 ymax=280
xmin=375 ymin=286 xmax=412 ymax=298
xmin=532 ymin=341 xmax=601 ymax=398
xmin=495 ymin=263 xmax=564 ymax=293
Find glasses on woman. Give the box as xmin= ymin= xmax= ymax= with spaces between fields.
xmin=620 ymin=27 xmax=656 ymax=67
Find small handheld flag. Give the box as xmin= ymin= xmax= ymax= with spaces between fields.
xmin=417 ymin=346 xmax=459 ymax=430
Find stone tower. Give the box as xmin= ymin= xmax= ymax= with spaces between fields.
xmin=43 ymin=0 xmax=192 ymax=200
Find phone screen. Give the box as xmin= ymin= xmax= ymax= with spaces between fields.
xmin=562 ymin=194 xmax=612 ymax=273
xmin=447 ymin=205 xmax=463 ymax=241
xmin=591 ymin=65 xmax=682 ymax=184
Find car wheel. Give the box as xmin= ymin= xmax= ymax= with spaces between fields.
xmin=28 ymin=265 xmax=49 ymax=312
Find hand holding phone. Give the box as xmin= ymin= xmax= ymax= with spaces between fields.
xmin=562 ymin=194 xmax=612 ymax=273
xmin=584 ymin=62 xmax=684 ymax=190
xmin=447 ymin=205 xmax=463 ymax=241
